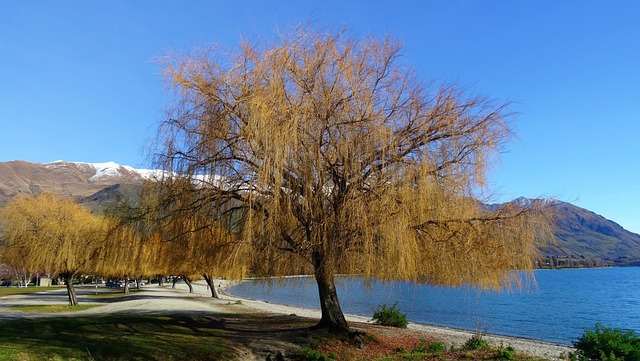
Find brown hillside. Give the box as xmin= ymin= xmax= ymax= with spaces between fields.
xmin=0 ymin=160 xmax=145 ymax=206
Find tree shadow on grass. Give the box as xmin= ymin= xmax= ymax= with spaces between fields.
xmin=0 ymin=311 xmax=319 ymax=360
xmin=0 ymin=314 xmax=228 ymax=360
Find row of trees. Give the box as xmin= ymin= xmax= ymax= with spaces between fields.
xmin=1 ymin=26 xmax=553 ymax=332
xmin=0 ymin=191 xmax=247 ymax=305
xmin=538 ymin=255 xmax=609 ymax=269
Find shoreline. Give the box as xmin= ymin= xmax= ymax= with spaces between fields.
xmin=215 ymin=279 xmax=574 ymax=360
xmin=0 ymin=281 xmax=574 ymax=360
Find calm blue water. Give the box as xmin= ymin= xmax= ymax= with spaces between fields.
xmin=229 ymin=267 xmax=640 ymax=345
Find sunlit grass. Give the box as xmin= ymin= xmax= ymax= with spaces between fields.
xmin=9 ymin=304 xmax=100 ymax=313
xmin=85 ymin=288 xmax=143 ymax=299
xmin=0 ymin=286 xmax=62 ymax=297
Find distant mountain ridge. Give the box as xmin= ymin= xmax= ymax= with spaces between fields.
xmin=1 ymin=160 xmax=639 ymax=266
xmin=491 ymin=197 xmax=640 ymax=266
xmin=0 ymin=160 xmax=156 ymax=206
xmin=548 ymin=201 xmax=640 ymax=266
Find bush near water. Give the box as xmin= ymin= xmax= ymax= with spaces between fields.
xmin=573 ymin=323 xmax=640 ymax=361
xmin=372 ymin=302 xmax=409 ymax=328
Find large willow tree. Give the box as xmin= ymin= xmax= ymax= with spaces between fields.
xmin=155 ymin=27 xmax=552 ymax=332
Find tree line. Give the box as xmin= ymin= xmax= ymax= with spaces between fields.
xmin=537 ymin=255 xmax=610 ymax=269
xmin=0 ymin=189 xmax=247 ymax=305
xmin=0 ymin=25 xmax=554 ymax=333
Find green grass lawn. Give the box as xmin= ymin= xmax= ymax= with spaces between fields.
xmin=0 ymin=286 xmax=62 ymax=297
xmin=0 ymin=285 xmax=144 ymax=299
xmin=0 ymin=315 xmax=229 ymax=361
xmin=9 ymin=304 xmax=101 ymax=313
xmin=85 ymin=288 xmax=143 ymax=299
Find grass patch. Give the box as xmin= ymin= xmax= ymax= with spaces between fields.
xmin=85 ymin=288 xmax=142 ymax=299
xmin=9 ymin=304 xmax=101 ymax=313
xmin=0 ymin=286 xmax=62 ymax=297
xmin=0 ymin=314 xmax=229 ymax=360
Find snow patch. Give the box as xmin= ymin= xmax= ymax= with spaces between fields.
xmin=83 ymin=162 xmax=168 ymax=181
xmin=90 ymin=163 xmax=124 ymax=181
xmin=44 ymin=161 xmax=151 ymax=181
xmin=512 ymin=196 xmax=560 ymax=208
xmin=43 ymin=160 xmax=214 ymax=183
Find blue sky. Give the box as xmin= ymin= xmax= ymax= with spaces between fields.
xmin=1 ymin=1 xmax=639 ymax=233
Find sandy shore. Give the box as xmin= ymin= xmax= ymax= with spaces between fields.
xmin=213 ymin=279 xmax=574 ymax=360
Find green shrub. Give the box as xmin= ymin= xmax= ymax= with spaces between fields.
xmin=402 ymin=340 xmax=445 ymax=358
xmin=372 ymin=302 xmax=408 ymax=328
xmin=426 ymin=342 xmax=446 ymax=355
xmin=567 ymin=353 xmax=580 ymax=361
xmin=363 ymin=333 xmax=378 ymax=343
xmin=462 ymin=335 xmax=490 ymax=350
xmin=574 ymin=323 xmax=640 ymax=361
xmin=497 ymin=349 xmax=515 ymax=360
xmin=411 ymin=339 xmax=428 ymax=353
xmin=297 ymin=347 xmax=336 ymax=361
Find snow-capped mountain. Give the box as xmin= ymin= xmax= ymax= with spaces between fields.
xmin=47 ymin=160 xmax=161 ymax=182
xmin=0 ymin=160 xmax=157 ymax=204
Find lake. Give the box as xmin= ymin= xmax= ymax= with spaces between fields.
xmin=228 ymin=267 xmax=640 ymax=345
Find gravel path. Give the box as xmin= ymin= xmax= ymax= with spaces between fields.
xmin=0 ymin=281 xmax=574 ymax=360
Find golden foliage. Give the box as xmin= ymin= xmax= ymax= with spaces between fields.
xmin=0 ymin=193 xmax=108 ymax=274
xmin=155 ymin=26 xmax=553 ymax=292
xmin=150 ymin=179 xmax=251 ymax=280
xmin=93 ymin=179 xmax=250 ymax=281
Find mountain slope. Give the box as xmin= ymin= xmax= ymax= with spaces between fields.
xmin=491 ymin=197 xmax=640 ymax=266
xmin=0 ymin=160 xmax=154 ymax=206
xmin=548 ymin=201 xmax=640 ymax=265
xmin=78 ymin=183 xmax=145 ymax=213
xmin=1 ymin=160 xmax=639 ymax=266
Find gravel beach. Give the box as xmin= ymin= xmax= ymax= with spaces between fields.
xmin=214 ymin=280 xmax=573 ymax=360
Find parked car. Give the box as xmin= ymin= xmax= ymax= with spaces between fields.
xmin=1 ymin=280 xmax=12 ymax=287
xmin=105 ymin=281 xmax=120 ymax=288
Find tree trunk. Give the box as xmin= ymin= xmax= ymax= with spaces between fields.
xmin=124 ymin=276 xmax=130 ymax=294
xmin=312 ymin=255 xmax=349 ymax=332
xmin=63 ymin=272 xmax=78 ymax=306
xmin=172 ymin=276 xmax=179 ymax=288
xmin=183 ymin=276 xmax=194 ymax=293
xmin=202 ymin=274 xmax=220 ymax=298
xmin=135 ymin=277 xmax=142 ymax=290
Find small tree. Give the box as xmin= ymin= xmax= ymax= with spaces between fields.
xmin=155 ymin=25 xmax=552 ymax=332
xmin=0 ymin=193 xmax=108 ymax=305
